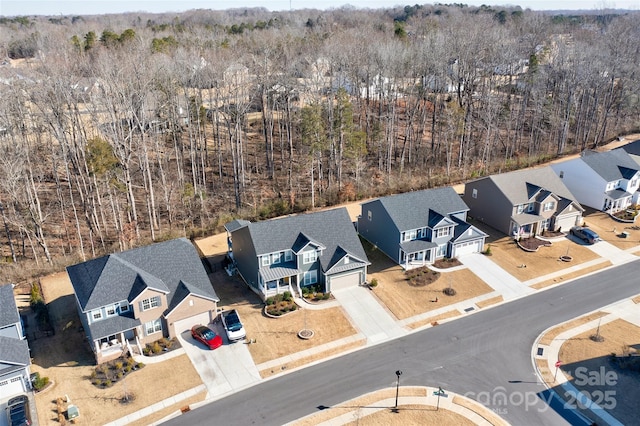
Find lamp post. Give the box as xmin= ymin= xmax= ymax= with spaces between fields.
xmin=394 ymin=370 xmax=402 ymax=410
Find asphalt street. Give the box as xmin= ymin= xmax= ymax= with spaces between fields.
xmin=166 ymin=259 xmax=640 ymax=426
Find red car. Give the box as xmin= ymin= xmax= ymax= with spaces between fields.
xmin=191 ymin=325 xmax=223 ymax=350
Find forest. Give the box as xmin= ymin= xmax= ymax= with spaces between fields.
xmin=0 ymin=4 xmax=639 ymax=283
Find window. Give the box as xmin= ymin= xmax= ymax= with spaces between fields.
xmin=367 ymin=210 xmax=372 ymax=221
xmin=303 ymin=250 xmax=317 ymax=264
xmin=472 ymin=188 xmax=478 ymax=199
xmin=272 ymin=252 xmax=282 ymax=264
xmin=262 ymin=256 xmax=270 ymax=266
xmin=285 ymin=250 xmax=293 ymax=261
xmin=559 ymin=171 xmax=564 ymax=179
xmin=92 ymin=310 xmax=102 ymax=321
xmin=141 ymin=296 xmax=161 ymax=311
xmin=106 ymin=305 xmax=117 ymax=317
xmin=527 ymin=203 xmax=535 ymax=212
xmin=517 ymin=204 xmax=525 ymax=214
xmin=436 ymin=245 xmax=447 ymax=257
xmin=436 ymin=227 xmax=450 ymax=238
xmin=344 ymin=257 xmax=349 ymax=265
xmin=144 ymin=319 xmax=162 ymax=336
xmin=303 ymin=270 xmax=318 ymax=285
xmin=543 ymin=201 xmax=555 ymax=212
xmin=120 ymin=302 xmax=129 ymax=313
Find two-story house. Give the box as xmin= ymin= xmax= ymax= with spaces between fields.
xmin=357 ymin=187 xmax=487 ymax=269
xmin=463 ymin=167 xmax=584 ymax=238
xmin=550 ymin=149 xmax=640 ymax=213
xmin=0 ymin=283 xmax=31 ymax=399
xmin=225 ymin=208 xmax=369 ymax=299
xmin=67 ymin=238 xmax=219 ymax=364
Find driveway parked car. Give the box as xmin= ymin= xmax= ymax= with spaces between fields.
xmin=570 ymin=226 xmax=600 ymax=244
xmin=6 ymin=395 xmax=31 ymax=426
xmin=191 ymin=325 xmax=223 ymax=350
xmin=221 ymin=309 xmax=246 ymax=342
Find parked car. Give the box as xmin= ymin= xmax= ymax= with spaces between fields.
xmin=6 ymin=395 xmax=31 ymax=426
xmin=190 ymin=325 xmax=223 ymax=350
xmin=221 ymin=309 xmax=246 ymax=342
xmin=570 ymin=226 xmax=600 ymax=244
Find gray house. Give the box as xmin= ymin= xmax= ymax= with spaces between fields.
xmin=225 ymin=208 xmax=369 ymax=299
xmin=67 ymin=238 xmax=219 ymax=364
xmin=463 ymin=167 xmax=583 ymax=238
xmin=357 ymin=187 xmax=487 ymax=269
xmin=0 ymin=283 xmax=31 ymax=399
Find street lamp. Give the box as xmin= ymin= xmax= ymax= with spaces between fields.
xmin=394 ymin=370 xmax=403 ymax=410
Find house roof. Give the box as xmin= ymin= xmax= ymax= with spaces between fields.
xmin=482 ymin=166 xmax=579 ymax=205
xmin=88 ymin=312 xmax=141 ymax=341
xmin=66 ymin=238 xmax=218 ymax=313
xmin=0 ymin=284 xmax=19 ymax=328
xmin=224 ymin=219 xmax=250 ymax=233
xmin=399 ymin=239 xmax=438 ymax=253
xmin=365 ymin=187 xmax=469 ymax=232
xmin=620 ymin=139 xmax=640 ymax=156
xmin=237 ymin=208 xmax=369 ymax=273
xmin=0 ymin=336 xmax=30 ymax=369
xmin=451 ymin=217 xmax=488 ymax=243
xmin=580 ymin=149 xmax=640 ymax=182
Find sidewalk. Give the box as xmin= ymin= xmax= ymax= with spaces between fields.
xmin=461 ymin=253 xmax=535 ymax=300
xmin=534 ymin=298 xmax=640 ymax=426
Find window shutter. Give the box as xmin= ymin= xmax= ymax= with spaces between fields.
xmin=139 ymin=301 xmax=144 ymax=311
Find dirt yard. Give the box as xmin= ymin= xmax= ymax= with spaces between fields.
xmin=209 ymin=270 xmax=361 ymax=370
xmin=28 ymin=273 xmax=205 ymax=426
xmin=481 ymin=233 xmax=601 ymax=282
xmin=581 ymin=209 xmax=640 ymax=250
xmin=557 ymin=318 xmax=640 ymax=425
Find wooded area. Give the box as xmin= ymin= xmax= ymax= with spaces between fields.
xmin=0 ymin=5 xmax=639 ymax=282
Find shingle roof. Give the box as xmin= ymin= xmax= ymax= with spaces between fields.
xmin=620 ymin=139 xmax=640 ymax=156
xmin=87 ymin=312 xmax=141 ymax=341
xmin=368 ymin=187 xmax=469 ymax=231
xmin=66 ymin=238 xmax=218 ymax=313
xmin=451 ymin=216 xmax=488 ymax=242
xmin=0 ymin=335 xmax=29 ymax=367
xmin=0 ymin=283 xmax=19 ymax=328
xmin=580 ymin=149 xmax=640 ymax=182
xmin=224 ymin=219 xmax=250 ymax=233
xmin=240 ymin=208 xmax=369 ymax=272
xmin=485 ymin=166 xmax=578 ymax=205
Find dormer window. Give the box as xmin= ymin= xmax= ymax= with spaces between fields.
xmin=262 ymin=256 xmax=271 ymax=266
xmin=92 ymin=311 xmax=102 ymax=321
xmin=120 ymin=302 xmax=129 ymax=313
xmin=272 ymin=252 xmax=282 ymax=264
xmin=543 ymin=201 xmax=555 ymax=212
xmin=106 ymin=305 xmax=117 ymax=317
xmin=436 ymin=227 xmax=450 ymax=238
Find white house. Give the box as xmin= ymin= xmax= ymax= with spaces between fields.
xmin=551 ymin=148 xmax=640 ymax=213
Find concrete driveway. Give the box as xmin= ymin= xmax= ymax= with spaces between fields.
xmin=178 ymin=322 xmax=260 ymax=400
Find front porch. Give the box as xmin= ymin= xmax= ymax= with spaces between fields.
xmin=399 ymin=239 xmax=438 ymax=270
xmin=259 ymin=263 xmax=302 ymax=299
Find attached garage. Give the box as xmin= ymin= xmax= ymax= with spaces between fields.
xmin=453 ymin=240 xmax=480 ymax=257
xmin=555 ymin=214 xmax=580 ymax=232
xmin=329 ymin=271 xmax=362 ymax=292
xmin=0 ymin=376 xmax=26 ymax=398
xmin=171 ymin=311 xmax=213 ymax=337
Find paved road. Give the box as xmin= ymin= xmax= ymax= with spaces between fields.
xmin=166 ymin=260 xmax=640 ymax=426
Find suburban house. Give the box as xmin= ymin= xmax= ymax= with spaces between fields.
xmin=225 ymin=208 xmax=370 ymax=299
xmin=551 ymin=148 xmax=640 ymax=212
xmin=66 ymin=238 xmax=219 ymax=364
xmin=357 ymin=187 xmax=487 ymax=268
xmin=463 ymin=166 xmax=584 ymax=238
xmin=0 ymin=283 xmax=31 ymax=399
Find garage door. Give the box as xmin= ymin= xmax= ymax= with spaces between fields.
xmin=330 ymin=271 xmax=361 ymax=292
xmin=556 ymin=215 xmax=579 ymax=232
xmin=172 ymin=312 xmax=213 ymax=337
xmin=0 ymin=376 xmax=25 ymax=399
xmin=454 ymin=241 xmax=479 ymax=257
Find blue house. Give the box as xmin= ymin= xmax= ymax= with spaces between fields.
xmin=357 ymin=187 xmax=487 ymax=268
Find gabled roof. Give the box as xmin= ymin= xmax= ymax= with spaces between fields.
xmin=67 ymin=238 xmax=218 ymax=313
xmin=0 ymin=283 xmax=19 ymax=328
xmin=579 ymin=149 xmax=640 ymax=182
xmin=481 ymin=166 xmax=578 ymax=205
xmin=224 ymin=219 xmax=250 ymax=233
xmin=365 ymin=187 xmax=469 ymax=232
xmin=620 ymin=139 xmax=640 ymax=156
xmin=451 ymin=216 xmax=488 ymax=242
xmin=235 ymin=208 xmax=369 ymax=273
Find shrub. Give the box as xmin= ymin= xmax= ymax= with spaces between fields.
xmin=142 ymin=347 xmax=150 ymax=356
xmin=104 ymin=379 xmax=112 ymax=387
xmin=369 ymin=278 xmax=379 ymax=287
xmin=283 ymin=291 xmax=292 ymax=302
xmin=114 ymin=361 xmax=123 ymax=370
xmin=136 ymin=362 xmax=145 ymax=369
xmin=265 ymin=296 xmax=275 ymax=305
xmin=322 ymin=292 xmax=331 ymax=300
xmin=151 ymin=341 xmax=162 ymax=354
xmin=31 ymin=372 xmax=50 ymax=391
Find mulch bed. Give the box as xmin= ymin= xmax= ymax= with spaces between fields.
xmin=517 ymin=237 xmax=552 ymax=252
xmin=433 ymin=258 xmax=463 ymax=269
